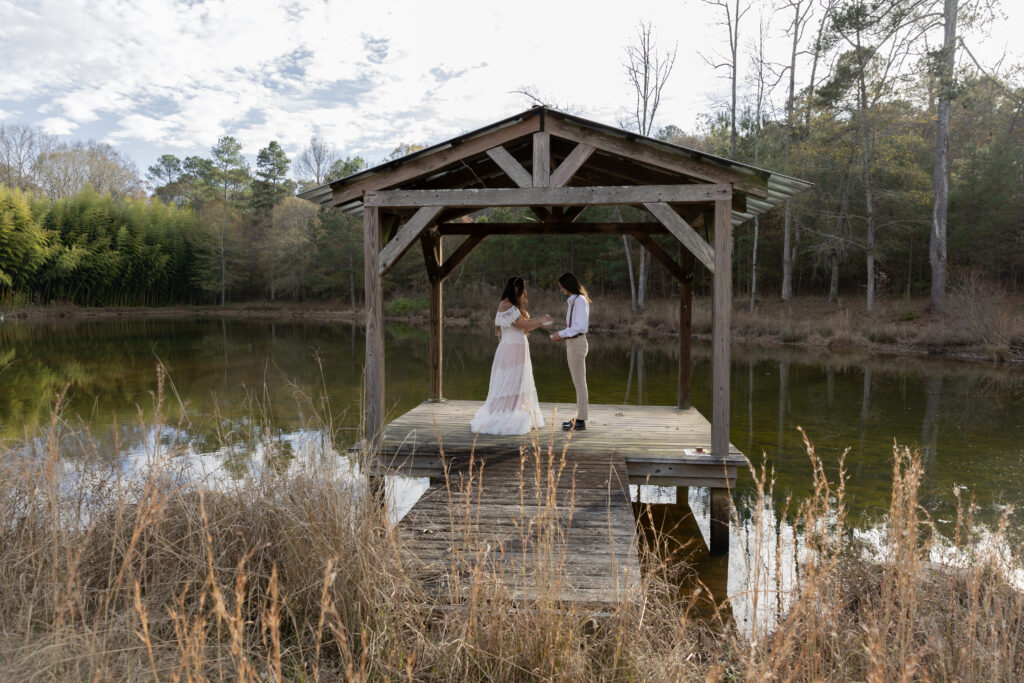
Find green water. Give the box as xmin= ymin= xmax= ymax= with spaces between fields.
xmin=2 ymin=317 xmax=1023 ymax=538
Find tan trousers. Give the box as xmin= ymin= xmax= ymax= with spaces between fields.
xmin=565 ymin=335 xmax=589 ymax=420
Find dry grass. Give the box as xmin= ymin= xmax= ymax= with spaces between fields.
xmin=1 ymin=378 xmax=1022 ymax=680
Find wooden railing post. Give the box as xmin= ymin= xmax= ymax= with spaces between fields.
xmin=711 ymin=198 xmax=732 ymax=460
xmin=428 ymin=235 xmax=443 ymax=401
xmin=364 ymin=206 xmax=385 ymax=444
xmin=678 ymin=246 xmax=696 ymax=410
xmin=710 ymin=197 xmax=733 ymax=555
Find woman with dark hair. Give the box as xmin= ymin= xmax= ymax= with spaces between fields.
xmin=550 ymin=273 xmax=590 ymax=431
xmin=471 ymin=276 xmax=553 ymax=435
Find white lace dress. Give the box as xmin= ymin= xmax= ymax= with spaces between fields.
xmin=470 ymin=306 xmax=545 ymax=435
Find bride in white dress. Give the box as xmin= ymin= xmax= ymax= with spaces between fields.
xmin=471 ymin=276 xmax=553 ymax=435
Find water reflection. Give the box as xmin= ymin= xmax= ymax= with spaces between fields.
xmin=2 ymin=317 xmax=1023 ymax=615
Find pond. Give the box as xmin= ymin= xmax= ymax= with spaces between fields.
xmin=2 ymin=317 xmax=1022 ymax=622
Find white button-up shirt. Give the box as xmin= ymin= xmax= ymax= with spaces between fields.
xmin=559 ymin=294 xmax=590 ymax=338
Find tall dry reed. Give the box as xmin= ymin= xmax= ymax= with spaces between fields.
xmin=1 ymin=378 xmax=1022 ymax=680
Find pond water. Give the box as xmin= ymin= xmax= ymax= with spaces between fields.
xmin=2 ymin=317 xmax=1023 ymax=622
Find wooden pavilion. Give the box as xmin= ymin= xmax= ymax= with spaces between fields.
xmin=300 ymin=107 xmax=810 ymax=601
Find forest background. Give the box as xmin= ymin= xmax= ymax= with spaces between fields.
xmin=0 ymin=0 xmax=1022 ymax=329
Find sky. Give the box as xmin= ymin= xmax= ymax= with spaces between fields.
xmin=1 ymin=0 xmax=1021 ymax=182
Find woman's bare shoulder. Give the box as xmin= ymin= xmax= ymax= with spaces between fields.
xmin=497 ymin=299 xmax=513 ymax=312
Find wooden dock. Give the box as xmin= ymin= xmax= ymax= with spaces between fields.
xmin=356 ymin=401 xmax=746 ymax=605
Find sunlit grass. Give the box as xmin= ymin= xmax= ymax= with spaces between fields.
xmin=1 ymin=373 xmax=1022 ymax=680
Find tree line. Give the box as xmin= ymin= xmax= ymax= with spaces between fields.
xmin=1 ymin=0 xmax=1021 ymax=311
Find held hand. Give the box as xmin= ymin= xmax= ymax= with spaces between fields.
xmin=551 ymin=332 xmax=562 ymax=342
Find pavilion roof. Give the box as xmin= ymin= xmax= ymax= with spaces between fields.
xmin=298 ymin=106 xmax=812 ymax=227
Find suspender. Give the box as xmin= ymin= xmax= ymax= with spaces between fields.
xmin=568 ymin=297 xmax=575 ymax=327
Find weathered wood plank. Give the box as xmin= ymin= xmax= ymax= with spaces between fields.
xmin=712 ymin=199 xmax=732 ymax=462
xmin=378 ymin=206 xmax=444 ymax=277
xmin=543 ymin=116 xmax=770 ymax=199
xmin=643 ymin=201 xmax=716 ymax=273
xmin=550 ymin=142 xmax=594 ymax=187
xmin=331 ymin=117 xmax=541 ymax=206
xmin=633 ymin=233 xmax=687 ymax=283
xmin=532 ymin=132 xmax=550 ymax=187
xmin=710 ymin=488 xmax=730 ymax=555
xmin=363 ymin=206 xmax=384 ymax=443
xmin=437 ymin=222 xmax=664 ymax=236
xmin=364 ymin=184 xmax=732 ymax=208
xmin=679 ymin=247 xmax=696 ymax=410
xmin=438 ymin=235 xmax=485 ymax=280
xmin=428 ymin=235 xmax=443 ymax=400
xmin=486 ymin=145 xmax=532 ymax=188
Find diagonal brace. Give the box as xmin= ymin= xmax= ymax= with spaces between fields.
xmin=643 ymin=202 xmax=715 ymax=273
xmin=378 ymin=206 xmax=445 ymax=277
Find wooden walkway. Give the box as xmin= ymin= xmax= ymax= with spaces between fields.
xmin=357 ymin=401 xmax=746 ymax=605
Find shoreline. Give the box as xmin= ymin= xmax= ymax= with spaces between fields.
xmin=3 ymin=299 xmax=1022 ymax=366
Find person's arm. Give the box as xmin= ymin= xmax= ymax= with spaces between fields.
xmin=557 ymin=298 xmax=589 ymax=338
xmin=513 ymin=314 xmax=552 ymax=331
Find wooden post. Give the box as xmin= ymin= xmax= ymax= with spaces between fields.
xmin=532 ymin=132 xmax=550 ymax=187
xmin=710 ymin=488 xmax=730 ymax=555
xmin=711 ymin=199 xmax=732 ymax=459
xmin=363 ymin=206 xmax=385 ymax=444
xmin=710 ymin=198 xmax=732 ymax=555
xmin=678 ymin=246 xmax=696 ymax=410
xmin=428 ymin=235 xmax=443 ymax=401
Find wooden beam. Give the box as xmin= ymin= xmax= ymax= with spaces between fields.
xmin=378 ymin=206 xmax=444 ymax=277
xmin=419 ymin=233 xmax=440 ymax=280
xmin=438 ymin=234 xmax=485 ymax=280
xmin=711 ymin=198 xmax=732 ymax=463
xmin=550 ymin=143 xmax=594 ymax=187
xmin=710 ymin=488 xmax=730 ymax=555
xmin=563 ymin=206 xmax=585 ymax=222
xmin=486 ymin=145 xmax=532 ymax=188
xmin=425 ymin=234 xmax=443 ymax=401
xmin=544 ymin=116 xmax=770 ymax=199
xmin=532 ymin=132 xmax=550 ymax=187
xmin=437 ymin=222 xmax=664 ymax=236
xmin=633 ymin=233 xmax=687 ymax=283
xmin=678 ymin=247 xmax=696 ymax=410
xmin=530 ymin=206 xmax=555 ymax=222
xmin=331 ymin=117 xmax=541 ymax=206
xmin=643 ymin=201 xmax=716 ymax=273
xmin=364 ymin=184 xmax=731 ymax=208
xmin=363 ymin=206 xmax=385 ymax=444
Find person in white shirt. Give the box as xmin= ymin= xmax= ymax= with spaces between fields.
xmin=550 ymin=273 xmax=590 ymax=431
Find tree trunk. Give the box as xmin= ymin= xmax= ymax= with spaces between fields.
xmin=829 ymin=251 xmax=839 ymax=303
xmin=749 ymin=216 xmax=759 ymax=311
xmin=622 ymin=233 xmax=638 ymax=314
xmin=637 ymin=249 xmax=648 ymax=313
xmin=781 ymin=199 xmax=794 ymax=301
xmin=930 ymin=0 xmax=957 ymax=313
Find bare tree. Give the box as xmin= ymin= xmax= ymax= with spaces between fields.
xmin=295 ymin=134 xmax=339 ymax=187
xmin=510 ymin=86 xmax=583 ymax=114
xmin=747 ymin=10 xmax=784 ymax=311
xmin=622 ymin=21 xmax=677 ymax=314
xmin=703 ymin=0 xmax=751 ymax=158
xmin=0 ymin=123 xmax=56 ymax=192
xmin=928 ymin=0 xmax=964 ymax=313
xmin=35 ymin=140 xmax=141 ymax=199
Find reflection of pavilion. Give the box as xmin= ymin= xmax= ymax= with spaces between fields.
xmin=302 ymin=107 xmax=809 ymax=605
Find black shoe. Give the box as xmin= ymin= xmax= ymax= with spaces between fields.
xmin=562 ymin=419 xmax=586 ymax=431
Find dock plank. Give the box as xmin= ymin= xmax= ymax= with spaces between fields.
xmin=363 ymin=401 xmax=746 ymax=605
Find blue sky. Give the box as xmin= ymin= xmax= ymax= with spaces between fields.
xmin=2 ymin=0 xmax=1020 ymax=182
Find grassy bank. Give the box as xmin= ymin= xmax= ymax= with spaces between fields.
xmin=2 ymin=388 xmax=1022 ymax=680
xmin=4 ymin=283 xmax=1024 ymax=363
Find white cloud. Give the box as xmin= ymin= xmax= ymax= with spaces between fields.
xmin=1 ymin=0 xmax=1021 ymax=171
xmin=39 ymin=116 xmax=77 ymax=135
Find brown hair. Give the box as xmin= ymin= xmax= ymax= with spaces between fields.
xmin=558 ymin=272 xmax=591 ymax=303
